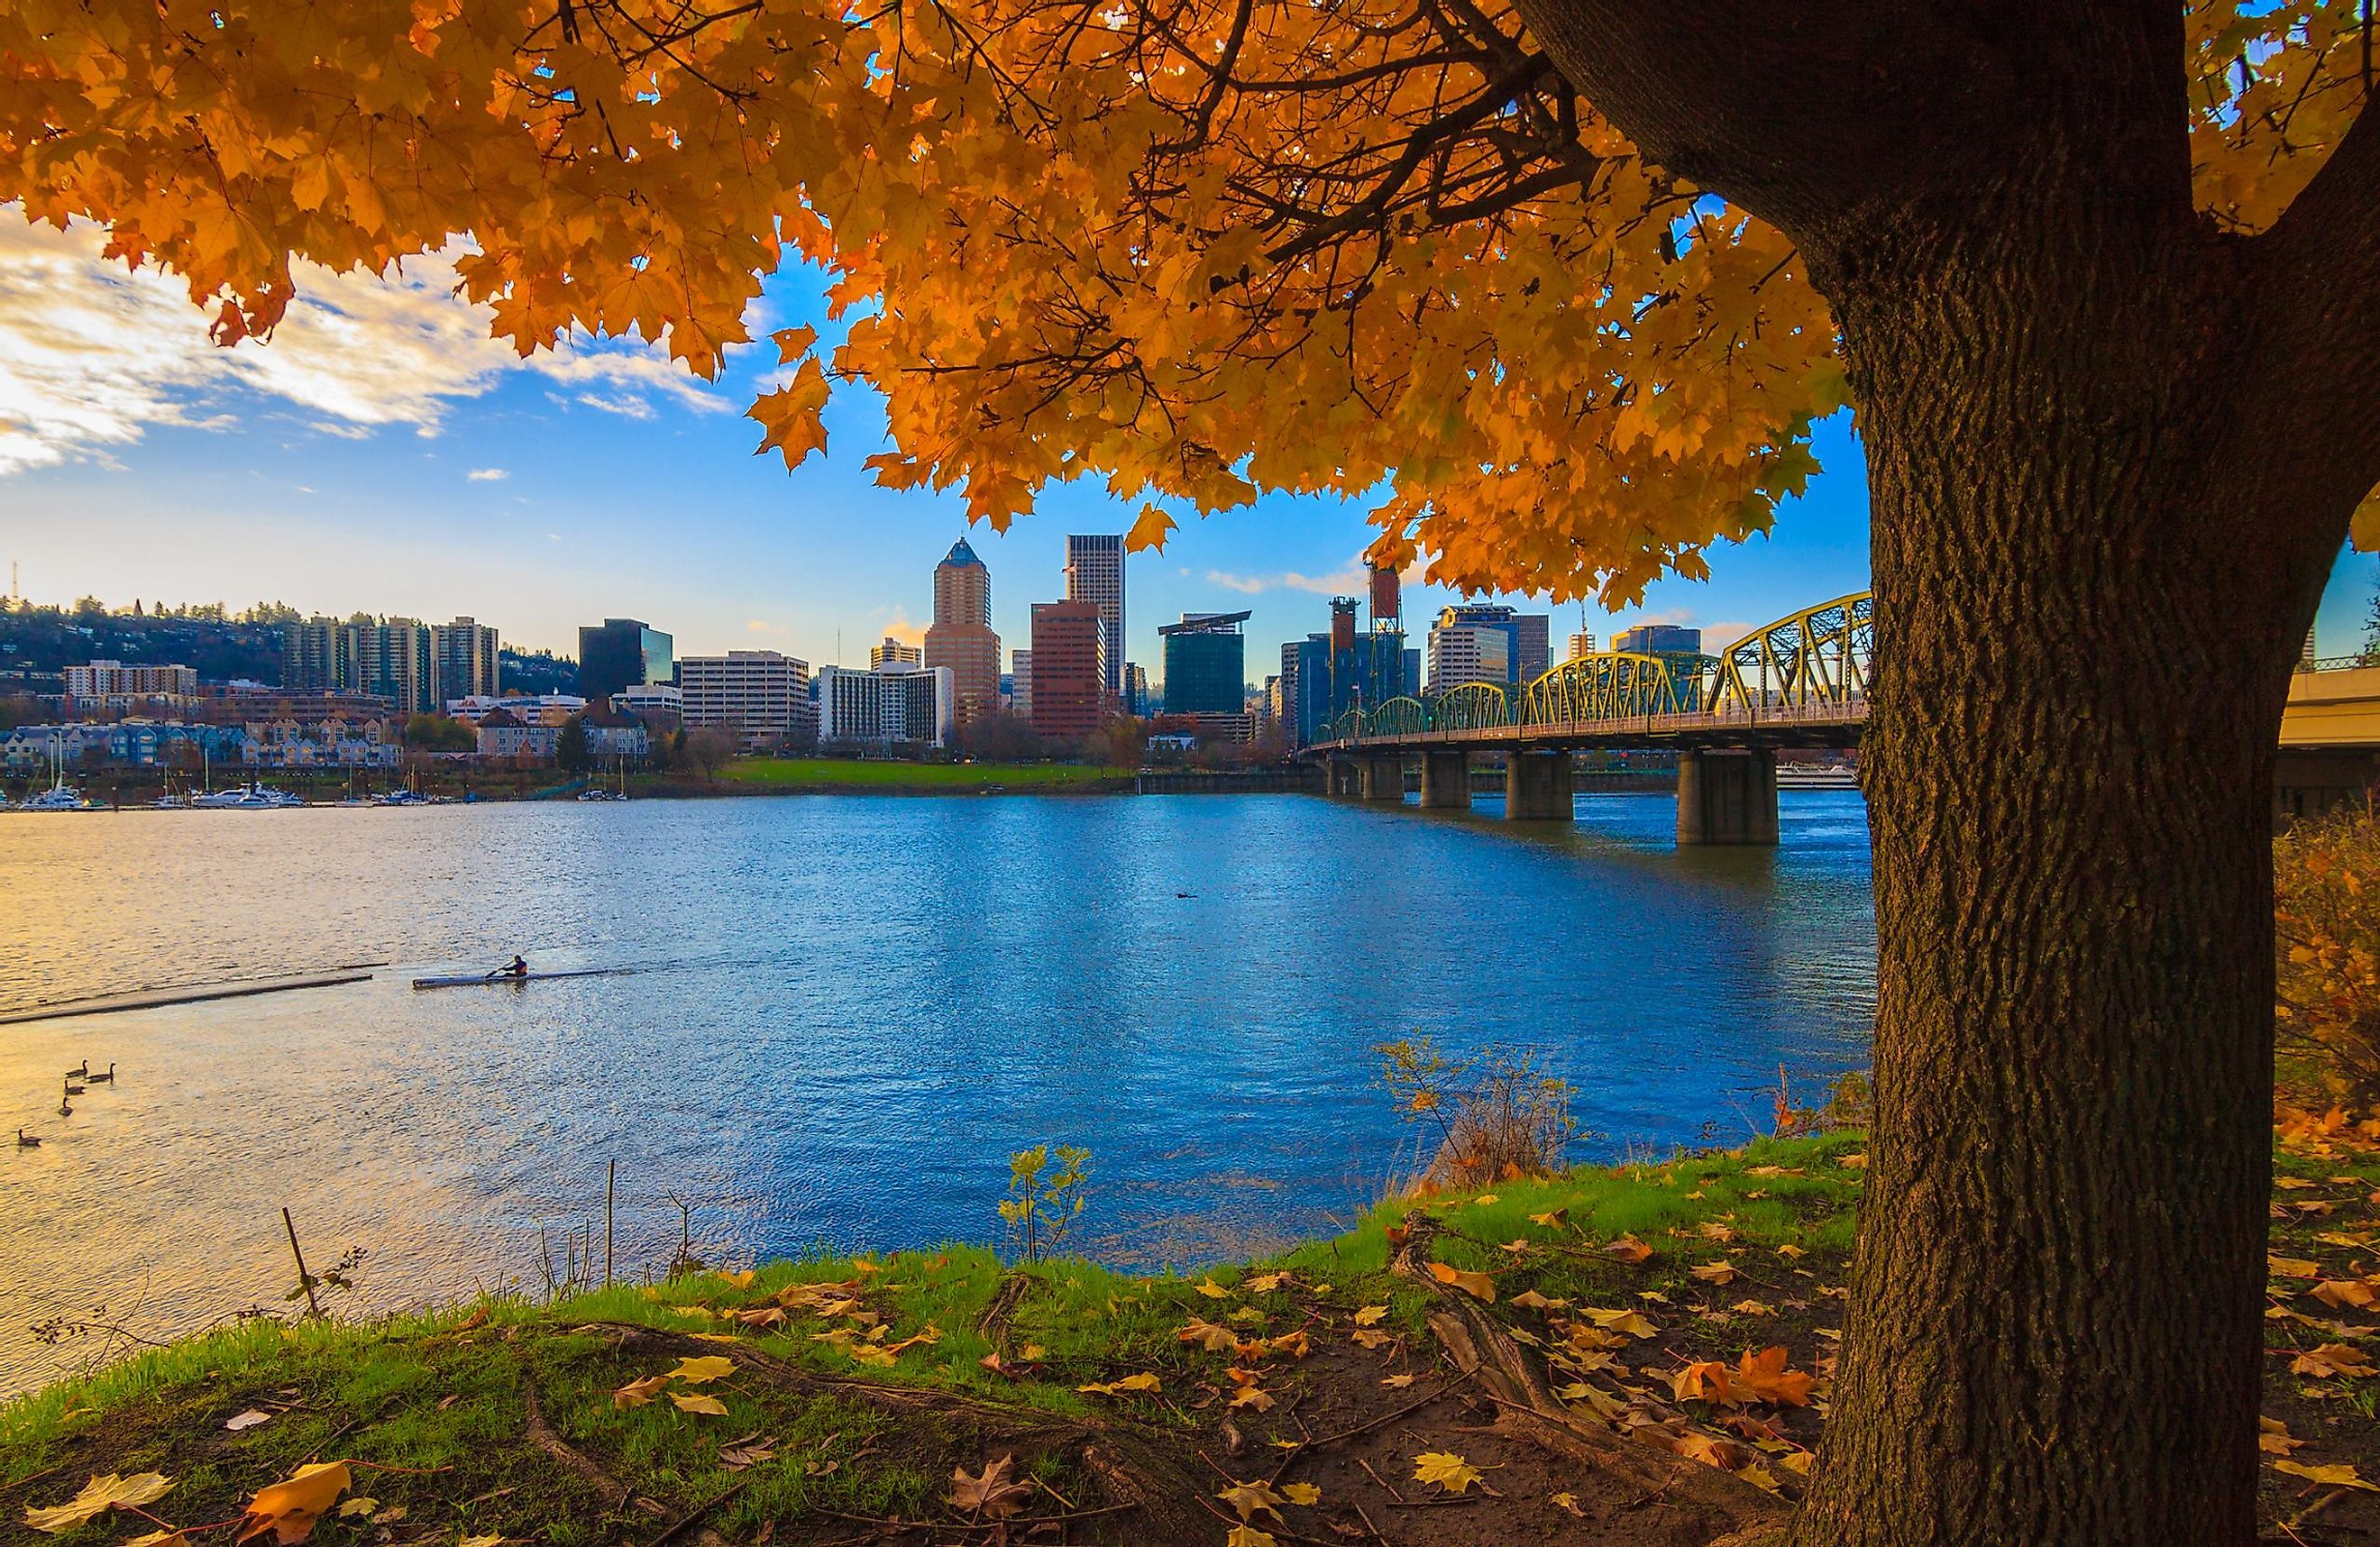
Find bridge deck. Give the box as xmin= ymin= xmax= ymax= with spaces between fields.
xmin=1313 ymin=700 xmax=1868 ymax=755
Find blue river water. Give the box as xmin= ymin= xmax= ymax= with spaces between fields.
xmin=0 ymin=790 xmax=1872 ymax=1391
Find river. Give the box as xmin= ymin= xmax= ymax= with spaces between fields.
xmin=0 ymin=790 xmax=1873 ymax=1392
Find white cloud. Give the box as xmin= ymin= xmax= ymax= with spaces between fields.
xmin=0 ymin=215 xmax=728 ymax=476
xmin=1703 ymin=621 xmax=1753 ymax=651
xmin=1204 ymin=565 xmax=1368 ymax=597
xmin=467 ymin=467 xmax=508 ymax=481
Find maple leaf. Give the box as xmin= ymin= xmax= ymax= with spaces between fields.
xmin=1673 ymin=1361 xmax=1738 ymax=1405
xmin=1353 ymin=1304 xmax=1389 ymax=1326
xmin=2260 ymin=1417 xmax=2307 ymax=1455
xmin=1382 ymin=1374 xmax=1417 ymax=1388
xmin=1126 ymin=504 xmax=1176 ymax=553
xmin=121 ymin=1533 xmax=192 ymax=1547
xmin=26 ymin=1473 xmax=175 ymax=1534
xmin=1195 ymin=1278 xmax=1232 ymax=1299
xmin=1077 ymin=1373 xmax=1162 ymax=1396
xmin=1245 ymin=1272 xmax=1290 ymax=1293
xmin=1412 ymin=1452 xmax=1485 ymax=1494
xmin=1550 ymin=1491 xmax=1584 ymax=1515
xmin=1580 ymin=1306 xmax=1661 ymax=1338
xmin=1733 ymin=1346 xmax=1817 ymax=1405
xmin=1280 ymin=1483 xmax=1321 ymax=1506
xmin=672 ymin=1393 xmax=730 ymax=1415
xmin=1529 ymin=1207 xmax=1570 ymax=1228
xmin=668 ymin=1355 xmax=737 ymax=1385
xmin=748 ymin=359 xmax=831 ymax=471
xmin=2311 ymin=1279 xmax=2378 ymax=1311
xmin=2269 ymin=1255 xmax=2324 ymax=1278
xmin=1692 ymin=1260 xmax=1742 ymax=1286
xmin=949 ymin=1455 xmax=1032 ymax=1520
xmin=614 ymin=1375 xmax=672 ymax=1407
xmin=1225 ymin=1529 xmax=1279 ymax=1547
xmin=1217 ymin=1479 xmax=1288 ymax=1520
xmin=1428 ymin=1262 xmax=1496 ymax=1302
xmin=1604 ymin=1235 xmax=1653 ymax=1265
xmin=1179 ymin=1317 xmax=1240 ymax=1351
xmin=234 ymin=1462 xmax=351 ymax=1544
xmin=458 ymin=1536 xmax=508 ymax=1547
xmin=2293 ymin=1343 xmax=2378 ymax=1378
xmin=2275 ymin=1460 xmax=2379 ymax=1491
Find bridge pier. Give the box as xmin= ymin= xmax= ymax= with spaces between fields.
xmin=1505 ymin=751 xmax=1573 ymax=820
xmin=1360 ymin=754 xmax=1406 ymax=802
xmin=1677 ymin=748 xmax=1779 ymax=846
xmin=1326 ymin=756 xmax=1361 ymax=797
xmin=1419 ymin=751 xmax=1470 ymax=810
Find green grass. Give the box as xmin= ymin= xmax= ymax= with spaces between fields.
xmin=722 ymin=758 xmax=1130 ymax=790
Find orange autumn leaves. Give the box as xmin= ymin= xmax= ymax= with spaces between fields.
xmin=4 ymin=0 xmax=2358 ymax=600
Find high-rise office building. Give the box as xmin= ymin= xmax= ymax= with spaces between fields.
xmin=679 ymin=650 xmax=813 ymax=748
xmin=1427 ymin=609 xmax=1515 ymax=693
xmin=352 ymin=618 xmax=436 ymax=715
xmin=433 ymin=617 xmax=501 ymax=702
xmin=1064 ymin=534 xmax=1126 ymax=700
xmin=1161 ymin=612 xmax=1250 ymax=715
xmin=923 ymin=537 xmax=1002 ymax=730
xmin=1010 ymin=650 xmax=1032 ymax=720
xmin=579 ymin=618 xmax=673 ymax=706
xmin=1030 ymin=600 xmax=1107 ymax=739
xmin=1278 ymin=642 xmax=1302 ymax=747
xmin=1615 ymin=623 xmax=1702 ymax=654
xmin=1567 ymin=630 xmax=1598 ymax=662
xmin=815 ymin=661 xmax=954 ymax=748
xmin=870 ymin=636 xmax=922 ymax=670
xmin=1515 ymin=614 xmax=1551 ymax=682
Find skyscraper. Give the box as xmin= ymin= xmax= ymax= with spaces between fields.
xmin=1567 ymin=630 xmax=1598 ymax=662
xmin=1162 ymin=612 xmax=1249 ymax=715
xmin=579 ymin=618 xmax=673 ymax=705
xmin=1030 ymin=600 xmax=1107 ymax=739
xmin=1065 ymin=534 xmax=1126 ymax=700
xmin=923 ymin=536 xmax=1002 ymax=730
xmin=432 ymin=618 xmax=501 ymax=702
xmin=679 ymin=650 xmax=814 ymax=748
xmin=871 ymin=636 xmax=922 ymax=669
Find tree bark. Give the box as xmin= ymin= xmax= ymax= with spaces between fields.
xmin=1499 ymin=7 xmax=2380 ymax=1542
xmin=1785 ymin=181 xmax=2312 ymax=1544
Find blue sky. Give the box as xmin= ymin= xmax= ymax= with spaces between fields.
xmin=3 ymin=214 xmax=2371 ymax=679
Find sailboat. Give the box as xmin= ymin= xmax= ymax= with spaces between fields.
xmin=23 ymin=733 xmax=96 ymax=810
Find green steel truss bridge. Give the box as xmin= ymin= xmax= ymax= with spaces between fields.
xmin=1305 ymin=590 xmax=1872 ymax=843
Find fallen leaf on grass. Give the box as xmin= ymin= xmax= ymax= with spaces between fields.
xmin=950 ymin=1455 xmax=1031 ymax=1520
xmin=235 ymin=1461 xmax=350 ymax=1544
xmin=2293 ymin=1343 xmax=2378 ymax=1378
xmin=1195 ymin=1279 xmax=1231 ymax=1299
xmin=1673 ymin=1361 xmax=1736 ymax=1405
xmin=1837 ymin=1153 xmax=1867 ymax=1169
xmin=1732 ymin=1300 xmax=1776 ymax=1316
xmin=716 ymin=1269 xmax=757 ymax=1288
xmin=614 ymin=1375 xmax=672 ymax=1408
xmin=1511 ymin=1289 xmax=1568 ymax=1311
xmin=2269 ymin=1255 xmax=2324 ymax=1278
xmin=1244 ymin=1272 xmax=1289 ymax=1293
xmin=120 ymin=1533 xmax=191 ymax=1547
xmin=1580 ymin=1306 xmax=1661 ymax=1338
xmin=2261 ymin=1417 xmax=2307 ymax=1455
xmin=1076 ymin=1373 xmax=1162 ymax=1396
xmin=1428 ymin=1262 xmax=1496 ymax=1302
xmin=1280 ymin=1483 xmax=1321 ymax=1506
xmin=1676 ymin=1432 xmax=1760 ymax=1470
xmin=458 ymin=1535 xmax=508 ymax=1547
xmin=1412 ymin=1451 xmax=1486 ymax=1494
xmin=225 ymin=1410 xmax=273 ymax=1432
xmin=672 ymin=1393 xmax=729 ymax=1416
xmin=1471 ymin=1194 xmax=1498 ymax=1205
xmin=25 ymin=1473 xmax=176 ymax=1534
xmin=1550 ymin=1491 xmax=1584 ymax=1515
xmin=1350 ymin=1328 xmax=1394 ymax=1350
xmin=1775 ymin=1243 xmax=1807 ymax=1260
xmin=667 ymin=1355 xmax=737 ymax=1385
xmin=1353 ymin=1304 xmax=1388 ymax=1326
xmin=336 ymin=1499 xmax=377 ymax=1519
xmin=1693 ymin=1260 xmax=1742 ymax=1286
xmin=1179 ymin=1317 xmax=1240 ymax=1352
xmin=1604 ymin=1235 xmax=1653 ymax=1264
xmin=1225 ymin=1528 xmax=1278 ymax=1547
xmin=2275 ymin=1460 xmax=2379 ymax=1491
xmin=1529 ymin=1207 xmax=1570 ymax=1228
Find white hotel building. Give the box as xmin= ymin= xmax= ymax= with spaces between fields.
xmin=814 ymin=661 xmax=954 ymax=749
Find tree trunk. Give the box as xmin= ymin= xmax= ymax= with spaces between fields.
xmin=1785 ymin=186 xmax=2325 ymax=1546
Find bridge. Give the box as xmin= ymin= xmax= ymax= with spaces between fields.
xmin=1304 ymin=590 xmax=2380 ymax=844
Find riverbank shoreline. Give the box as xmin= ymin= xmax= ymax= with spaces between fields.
xmin=4 ymin=1113 xmax=2373 ymax=1545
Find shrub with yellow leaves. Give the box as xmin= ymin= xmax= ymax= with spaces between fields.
xmin=2276 ymin=808 xmax=2380 ymax=1104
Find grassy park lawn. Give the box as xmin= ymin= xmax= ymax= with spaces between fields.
xmin=722 ymin=758 xmax=1130 ymax=791
xmin=6 ymin=1121 xmax=2375 ymax=1544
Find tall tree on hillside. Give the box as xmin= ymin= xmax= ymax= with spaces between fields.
xmin=5 ymin=4 xmax=2375 ymax=1539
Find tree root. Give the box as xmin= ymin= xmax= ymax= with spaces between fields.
xmin=974 ymin=1271 xmax=1033 ymax=1341
xmin=1389 ymin=1213 xmax=1788 ymax=1539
